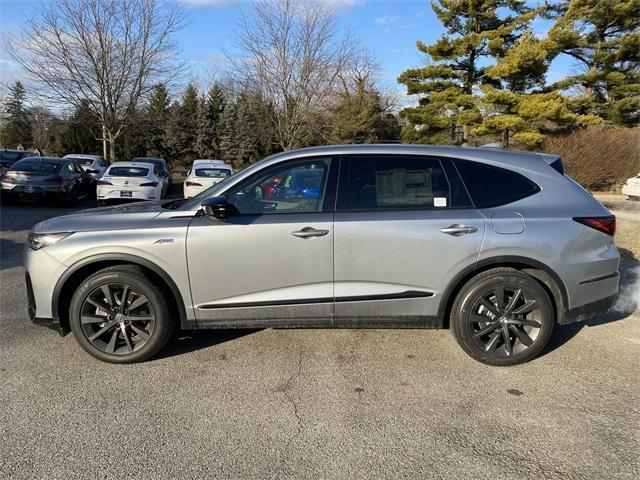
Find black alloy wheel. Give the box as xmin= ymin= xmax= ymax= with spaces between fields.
xmin=69 ymin=266 xmax=174 ymax=363
xmin=451 ymin=268 xmax=555 ymax=366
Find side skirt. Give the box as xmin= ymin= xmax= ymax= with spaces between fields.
xmin=182 ymin=316 xmax=442 ymax=330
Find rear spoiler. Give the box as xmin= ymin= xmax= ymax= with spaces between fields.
xmin=538 ymin=153 xmax=564 ymax=174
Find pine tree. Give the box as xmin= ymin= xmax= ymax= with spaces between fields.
xmin=546 ymin=0 xmax=640 ymax=126
xmin=164 ymin=83 xmax=200 ymax=165
xmin=473 ymin=32 xmax=590 ymax=148
xmin=398 ymin=1 xmax=536 ymax=145
xmin=195 ymin=83 xmax=226 ymax=159
xmin=146 ymin=84 xmax=170 ymax=158
xmin=218 ymin=100 xmax=239 ymax=167
xmin=57 ymin=99 xmax=102 ymax=154
xmin=1 ymin=81 xmax=33 ymax=149
xmin=328 ymin=79 xmax=394 ymax=144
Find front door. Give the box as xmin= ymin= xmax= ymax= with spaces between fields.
xmin=187 ymin=156 xmax=336 ymax=327
xmin=333 ymin=154 xmax=485 ymax=326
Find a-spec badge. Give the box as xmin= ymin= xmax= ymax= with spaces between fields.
xmin=154 ymin=238 xmax=175 ymax=244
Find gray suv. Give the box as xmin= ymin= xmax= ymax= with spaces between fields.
xmin=25 ymin=145 xmax=619 ymax=365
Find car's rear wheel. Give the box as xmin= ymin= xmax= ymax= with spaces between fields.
xmin=69 ymin=267 xmax=174 ymax=363
xmin=450 ymin=268 xmax=554 ymax=366
xmin=64 ymin=187 xmax=78 ymax=207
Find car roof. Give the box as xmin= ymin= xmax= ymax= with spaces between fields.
xmin=108 ymin=161 xmax=155 ymax=169
xmin=263 ymin=144 xmax=560 ymax=172
xmin=63 ymin=154 xmax=102 ymax=160
xmin=132 ymin=157 xmax=164 ymax=162
xmin=193 ymin=159 xmax=226 ymax=164
xmin=15 ymin=156 xmax=67 ymax=163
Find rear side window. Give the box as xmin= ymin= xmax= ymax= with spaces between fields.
xmin=108 ymin=167 xmax=149 ymax=177
xmin=346 ymin=155 xmax=451 ymax=210
xmin=454 ymin=160 xmax=540 ymax=208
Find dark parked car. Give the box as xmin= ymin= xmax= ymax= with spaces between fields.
xmin=0 ymin=157 xmax=93 ymax=205
xmin=0 ymin=149 xmax=39 ymax=174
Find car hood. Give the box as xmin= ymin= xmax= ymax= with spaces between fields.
xmin=32 ymin=201 xmax=166 ymax=234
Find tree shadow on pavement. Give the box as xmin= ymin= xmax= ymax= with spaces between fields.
xmin=156 ymin=329 xmax=261 ymax=359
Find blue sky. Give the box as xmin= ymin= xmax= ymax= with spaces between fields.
xmin=0 ymin=0 xmax=574 ymax=105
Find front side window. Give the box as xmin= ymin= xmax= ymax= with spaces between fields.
xmin=226 ymin=158 xmax=330 ymax=215
xmin=346 ymin=155 xmax=451 ymax=210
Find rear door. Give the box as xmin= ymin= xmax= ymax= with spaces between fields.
xmin=333 ymin=154 xmax=485 ymax=326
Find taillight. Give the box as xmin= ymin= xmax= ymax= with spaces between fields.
xmin=43 ymin=176 xmax=64 ymax=184
xmin=573 ymin=216 xmax=616 ymax=236
xmin=185 ymin=181 xmax=202 ymax=187
xmin=140 ymin=181 xmax=158 ymax=187
xmin=1 ymin=175 xmax=14 ymax=182
xmin=96 ymin=180 xmax=113 ymax=186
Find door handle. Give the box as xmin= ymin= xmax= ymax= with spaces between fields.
xmin=440 ymin=224 xmax=478 ymax=236
xmin=291 ymin=227 xmax=330 ymax=238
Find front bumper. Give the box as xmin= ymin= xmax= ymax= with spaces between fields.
xmin=26 ymin=272 xmax=68 ymax=335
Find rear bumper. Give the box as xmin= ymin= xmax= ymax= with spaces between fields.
xmin=621 ymin=184 xmax=640 ymax=197
xmin=561 ymin=294 xmax=616 ymax=325
xmin=97 ymin=186 xmax=160 ymax=201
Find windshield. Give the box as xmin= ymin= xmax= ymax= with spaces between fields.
xmin=133 ymin=158 xmax=165 ymax=169
xmin=67 ymin=158 xmax=95 ymax=166
xmin=0 ymin=151 xmax=29 ymax=162
xmin=11 ymin=161 xmax=61 ymax=174
xmin=195 ymin=168 xmax=231 ymax=178
xmin=107 ymin=167 xmax=149 ymax=177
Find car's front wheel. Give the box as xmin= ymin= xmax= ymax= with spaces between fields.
xmin=450 ymin=268 xmax=555 ymax=366
xmin=69 ymin=266 xmax=175 ymax=363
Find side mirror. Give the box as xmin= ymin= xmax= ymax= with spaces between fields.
xmin=201 ymin=196 xmax=239 ymax=220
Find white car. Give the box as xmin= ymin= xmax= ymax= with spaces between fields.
xmin=183 ymin=159 xmax=234 ymax=198
xmin=622 ymin=173 xmax=640 ymax=200
xmin=63 ymin=154 xmax=107 ymax=180
xmin=96 ymin=162 xmax=164 ymax=205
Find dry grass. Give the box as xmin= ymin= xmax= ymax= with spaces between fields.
xmin=540 ymin=128 xmax=640 ymax=191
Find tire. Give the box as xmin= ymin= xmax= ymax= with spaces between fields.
xmin=64 ymin=187 xmax=78 ymax=207
xmin=450 ymin=268 xmax=555 ymax=366
xmin=69 ymin=266 xmax=175 ymax=363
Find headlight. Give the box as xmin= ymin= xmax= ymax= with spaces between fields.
xmin=26 ymin=232 xmax=74 ymax=250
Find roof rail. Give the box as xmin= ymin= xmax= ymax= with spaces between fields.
xmin=481 ymin=143 xmax=502 ymax=149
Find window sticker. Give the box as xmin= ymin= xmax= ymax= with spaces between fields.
xmin=434 ymin=197 xmax=447 ymax=207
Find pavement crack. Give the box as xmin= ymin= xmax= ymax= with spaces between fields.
xmin=280 ymin=350 xmax=304 ymax=448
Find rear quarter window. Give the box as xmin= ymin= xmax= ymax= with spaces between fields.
xmin=453 ymin=159 xmax=540 ymax=208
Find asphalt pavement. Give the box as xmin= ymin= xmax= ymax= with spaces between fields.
xmin=1 ymin=196 xmax=639 ymax=479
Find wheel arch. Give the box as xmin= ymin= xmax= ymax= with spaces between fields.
xmin=53 ymin=253 xmax=188 ymax=335
xmin=438 ymin=256 xmax=568 ymax=328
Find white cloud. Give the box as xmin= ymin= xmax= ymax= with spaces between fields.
xmin=374 ymin=14 xmax=402 ymax=26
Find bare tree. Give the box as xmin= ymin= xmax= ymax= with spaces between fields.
xmin=229 ymin=0 xmax=360 ymax=150
xmin=6 ymin=0 xmax=184 ymax=162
